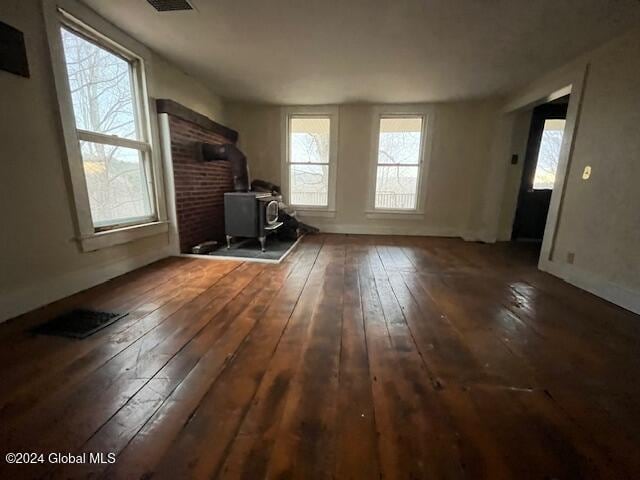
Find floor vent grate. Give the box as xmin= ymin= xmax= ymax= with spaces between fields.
xmin=32 ymin=309 xmax=128 ymax=339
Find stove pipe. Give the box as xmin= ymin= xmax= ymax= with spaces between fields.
xmin=200 ymin=142 xmax=249 ymax=192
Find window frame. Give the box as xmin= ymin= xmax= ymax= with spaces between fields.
xmin=281 ymin=106 xmax=339 ymax=215
xmin=366 ymin=105 xmax=434 ymax=217
xmin=44 ymin=0 xmax=168 ymax=251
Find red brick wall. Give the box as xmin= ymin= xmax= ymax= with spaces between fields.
xmin=168 ymin=115 xmax=235 ymax=253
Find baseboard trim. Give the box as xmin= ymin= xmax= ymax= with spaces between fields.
xmin=0 ymin=247 xmax=172 ymax=324
xmin=540 ymin=260 xmax=640 ymax=315
xmin=300 ymin=221 xmax=464 ymax=237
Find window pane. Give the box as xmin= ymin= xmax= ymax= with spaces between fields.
xmin=290 ymin=117 xmax=330 ymax=164
xmin=375 ymin=165 xmax=419 ymax=210
xmin=290 ymin=164 xmax=328 ymax=206
xmin=533 ymin=119 xmax=566 ymax=190
xmin=61 ymin=27 xmax=139 ymax=140
xmin=80 ymin=141 xmax=153 ymax=227
xmin=378 ymin=117 xmax=422 ymax=165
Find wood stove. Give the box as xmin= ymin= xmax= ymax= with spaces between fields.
xmin=224 ymin=192 xmax=283 ymax=252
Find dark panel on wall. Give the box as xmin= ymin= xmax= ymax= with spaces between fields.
xmin=0 ymin=21 xmax=29 ymax=78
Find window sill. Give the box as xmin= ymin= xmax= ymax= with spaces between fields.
xmin=365 ymin=210 xmax=424 ymax=220
xmin=78 ymin=221 xmax=169 ymax=252
xmin=293 ymin=208 xmax=337 ymax=219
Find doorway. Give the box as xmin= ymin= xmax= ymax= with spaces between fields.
xmin=511 ymin=95 xmax=569 ymax=243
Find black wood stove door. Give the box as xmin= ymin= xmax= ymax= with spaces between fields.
xmin=224 ymin=193 xmax=259 ymax=238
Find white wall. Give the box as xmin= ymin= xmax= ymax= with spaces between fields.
xmin=153 ymin=55 xmax=226 ymax=123
xmin=485 ymin=26 xmax=640 ymax=313
xmin=0 ymin=0 xmax=226 ymax=322
xmin=549 ymin=27 xmax=640 ymax=309
xmin=496 ymin=109 xmax=532 ymax=240
xmin=227 ymin=101 xmax=501 ymax=238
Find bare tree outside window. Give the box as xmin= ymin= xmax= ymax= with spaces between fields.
xmin=533 ymin=119 xmax=566 ymax=190
xmin=289 ymin=117 xmax=330 ymax=206
xmin=61 ymin=27 xmax=154 ymax=228
xmin=374 ymin=117 xmax=423 ymax=210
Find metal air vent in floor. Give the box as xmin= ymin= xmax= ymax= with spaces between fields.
xmin=32 ymin=309 xmax=128 ymax=339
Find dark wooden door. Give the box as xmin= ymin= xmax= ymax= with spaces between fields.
xmin=512 ymin=101 xmax=568 ymax=241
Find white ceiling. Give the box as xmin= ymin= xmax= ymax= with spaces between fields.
xmin=81 ymin=0 xmax=640 ymax=104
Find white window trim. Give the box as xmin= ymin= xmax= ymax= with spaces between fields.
xmin=281 ymin=106 xmax=339 ymax=214
xmin=43 ymin=0 xmax=168 ymax=252
xmin=366 ymin=105 xmax=435 ymax=217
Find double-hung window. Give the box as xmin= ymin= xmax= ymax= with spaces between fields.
xmin=282 ymin=107 xmax=338 ymax=212
xmin=45 ymin=2 xmax=166 ymax=251
xmin=373 ymin=114 xmax=426 ymax=211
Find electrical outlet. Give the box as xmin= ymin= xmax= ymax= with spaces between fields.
xmin=567 ymin=252 xmax=575 ymax=264
xmin=582 ymin=165 xmax=592 ymax=180
xmin=511 ymin=154 xmax=519 ymax=165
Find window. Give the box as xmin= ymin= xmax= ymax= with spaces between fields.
xmin=289 ymin=117 xmax=330 ymax=206
xmin=283 ymin=107 xmax=338 ymax=212
xmin=373 ymin=115 xmax=425 ymax=210
xmin=45 ymin=4 xmax=167 ymax=251
xmin=533 ymin=119 xmax=566 ymax=190
xmin=60 ymin=26 xmax=155 ymax=229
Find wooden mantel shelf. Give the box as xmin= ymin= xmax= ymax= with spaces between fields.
xmin=156 ymin=98 xmax=239 ymax=143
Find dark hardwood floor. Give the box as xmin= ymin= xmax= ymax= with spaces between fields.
xmin=1 ymin=234 xmax=639 ymax=479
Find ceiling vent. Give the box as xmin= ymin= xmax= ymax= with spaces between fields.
xmin=146 ymin=0 xmax=194 ymax=12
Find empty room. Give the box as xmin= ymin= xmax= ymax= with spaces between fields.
xmin=1 ymin=0 xmax=640 ymax=478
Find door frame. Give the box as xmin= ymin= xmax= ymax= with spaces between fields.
xmin=511 ymin=101 xmax=568 ymax=240
xmin=500 ymin=63 xmax=589 ymax=272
